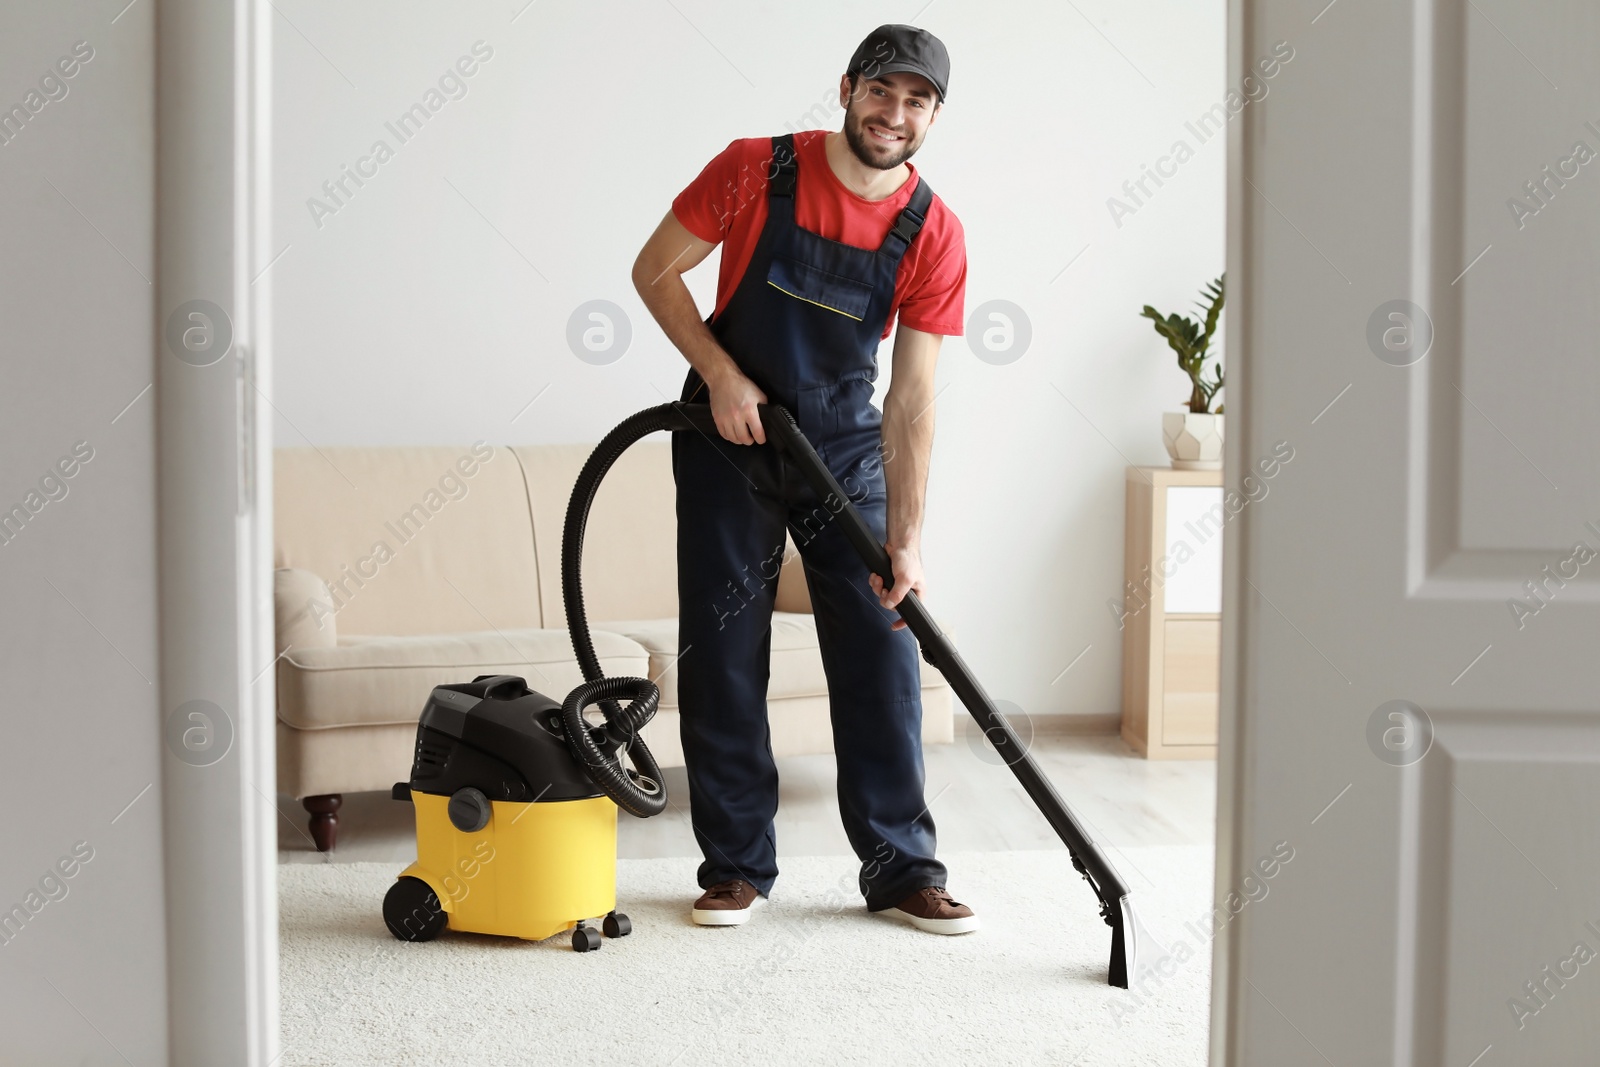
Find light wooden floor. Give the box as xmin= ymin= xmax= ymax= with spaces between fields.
xmin=277 ymin=724 xmax=1216 ymax=870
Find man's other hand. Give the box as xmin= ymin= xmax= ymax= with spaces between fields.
xmin=870 ymin=541 xmax=925 ymax=629
xmin=709 ymin=369 xmax=768 ymax=446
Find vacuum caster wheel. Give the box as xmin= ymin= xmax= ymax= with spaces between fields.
xmin=383 ymin=877 xmax=447 ymax=942
xmin=571 ymin=923 xmax=602 ymax=952
xmin=603 ymin=911 xmax=631 ymax=938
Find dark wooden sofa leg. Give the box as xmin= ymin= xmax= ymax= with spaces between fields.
xmin=303 ymin=794 xmax=342 ymax=852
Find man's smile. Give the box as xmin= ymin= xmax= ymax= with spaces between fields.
xmin=866 ymin=123 xmax=904 ymax=144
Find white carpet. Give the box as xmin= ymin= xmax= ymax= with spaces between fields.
xmin=278 ymin=847 xmax=1213 ymax=1066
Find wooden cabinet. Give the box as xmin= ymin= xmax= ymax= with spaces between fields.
xmin=1120 ymin=466 xmax=1223 ymax=759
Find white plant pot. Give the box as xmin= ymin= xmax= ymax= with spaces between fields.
xmin=1162 ymin=411 xmax=1224 ymax=470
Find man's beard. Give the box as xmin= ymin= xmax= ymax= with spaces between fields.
xmin=842 ymin=104 xmax=922 ymax=170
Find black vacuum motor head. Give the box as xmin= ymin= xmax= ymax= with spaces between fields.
xmin=403 ymin=675 xmax=613 ymax=804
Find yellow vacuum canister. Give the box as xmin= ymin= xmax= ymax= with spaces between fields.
xmin=384 ymin=673 xmax=663 ymax=952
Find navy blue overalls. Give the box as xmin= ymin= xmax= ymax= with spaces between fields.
xmin=673 ymin=133 xmax=945 ymax=911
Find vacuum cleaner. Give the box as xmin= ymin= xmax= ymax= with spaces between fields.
xmin=384 ymin=400 xmax=1158 ymax=987
xmin=382 ymin=671 xmax=662 ymax=950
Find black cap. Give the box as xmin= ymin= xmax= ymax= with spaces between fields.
xmin=847 ymin=24 xmax=950 ymax=104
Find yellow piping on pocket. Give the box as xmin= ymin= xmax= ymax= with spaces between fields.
xmin=767 ymin=280 xmax=865 ymax=321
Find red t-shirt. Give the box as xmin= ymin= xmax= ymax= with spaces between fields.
xmin=671 ymin=129 xmax=966 ymax=339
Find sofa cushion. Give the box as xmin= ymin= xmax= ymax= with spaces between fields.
xmin=275 ymin=445 xmax=543 ymax=637
xmin=596 ymin=611 xmax=950 ymax=710
xmin=511 ymin=441 xmax=815 ymax=628
xmin=596 ymin=611 xmax=826 ymax=709
xmin=276 ymin=628 xmax=648 ymax=730
xmin=637 ymin=688 xmax=956 ymax=770
xmin=514 ymin=442 xmax=680 ymax=631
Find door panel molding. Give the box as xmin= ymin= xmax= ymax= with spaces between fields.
xmin=1408 ymin=709 xmax=1600 ymax=1064
xmin=1409 ymin=0 xmax=1600 ymax=601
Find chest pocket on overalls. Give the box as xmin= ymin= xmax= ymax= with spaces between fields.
xmin=766 ymin=254 xmax=875 ymax=322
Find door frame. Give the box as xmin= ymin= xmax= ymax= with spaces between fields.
xmin=162 ymin=4 xmax=1265 ymax=1063
xmin=1209 ymin=0 xmax=1250 ymax=1055
xmin=158 ymin=0 xmax=279 ymax=1062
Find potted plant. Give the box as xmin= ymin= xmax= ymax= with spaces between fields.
xmin=1140 ymin=274 xmax=1225 ymax=469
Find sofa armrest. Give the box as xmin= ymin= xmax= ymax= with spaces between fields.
xmin=274 ymin=568 xmax=337 ymax=654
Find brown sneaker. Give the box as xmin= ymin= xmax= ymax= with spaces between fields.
xmin=690 ymin=879 xmax=766 ymax=926
xmin=884 ymin=886 xmax=980 ymax=934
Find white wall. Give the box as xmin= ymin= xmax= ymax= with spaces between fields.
xmin=271 ymin=0 xmax=1232 ymax=721
xmin=0 ymin=1 xmax=167 ymax=1062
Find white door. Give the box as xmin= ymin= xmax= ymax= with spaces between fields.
xmin=1216 ymin=1 xmax=1600 ymax=1064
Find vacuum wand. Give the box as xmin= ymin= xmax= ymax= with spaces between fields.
xmin=669 ymin=400 xmax=1158 ymax=989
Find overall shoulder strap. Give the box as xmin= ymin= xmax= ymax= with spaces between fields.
xmin=880 ymin=175 xmax=934 ymax=256
xmin=768 ymin=133 xmax=798 ymax=198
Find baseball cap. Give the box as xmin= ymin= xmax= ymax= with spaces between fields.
xmin=847 ymin=24 xmax=950 ymax=104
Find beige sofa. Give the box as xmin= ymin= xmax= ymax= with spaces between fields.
xmin=273 ymin=438 xmax=953 ymax=849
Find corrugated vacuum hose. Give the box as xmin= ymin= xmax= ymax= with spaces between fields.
xmin=558 ymin=675 xmax=666 ymax=819
xmin=560 ymin=403 xmax=698 ymax=820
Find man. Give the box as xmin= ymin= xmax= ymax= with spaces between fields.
xmin=631 ymin=24 xmax=974 ymax=935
